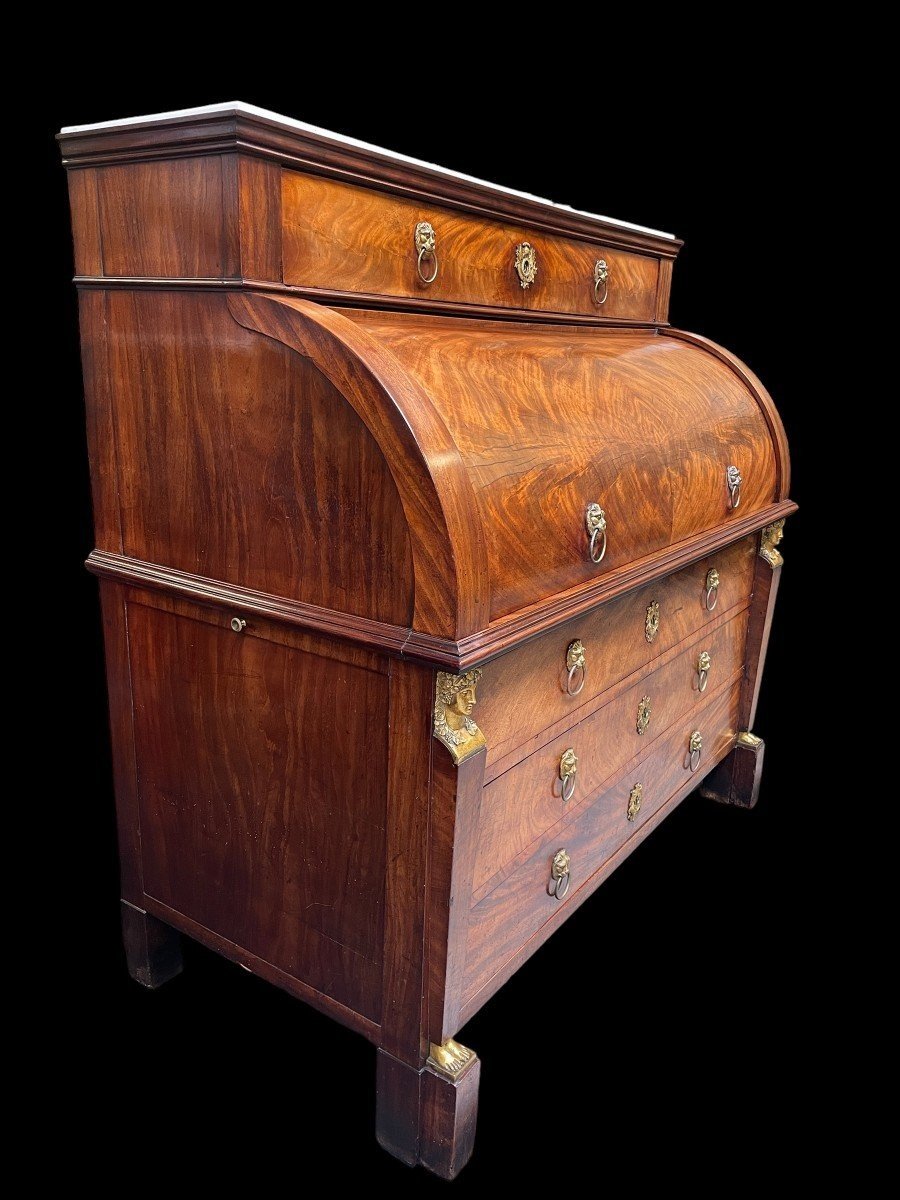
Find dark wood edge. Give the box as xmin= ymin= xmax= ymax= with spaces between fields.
xmin=86 ymin=504 xmax=795 ymax=670
xmin=142 ymin=895 xmax=381 ymax=1042
xmin=663 ymin=328 xmax=792 ymax=499
xmin=73 ymin=276 xmax=668 ymax=329
xmin=699 ymin=736 xmax=765 ymax=810
xmin=457 ymin=733 xmax=738 ymax=1025
xmin=58 ymin=115 xmax=681 ymax=257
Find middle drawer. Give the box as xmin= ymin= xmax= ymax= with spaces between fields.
xmin=473 ymin=607 xmax=747 ymax=896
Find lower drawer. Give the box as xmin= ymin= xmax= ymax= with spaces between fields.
xmin=462 ymin=681 xmax=741 ymax=1008
xmin=473 ymin=609 xmax=747 ymax=896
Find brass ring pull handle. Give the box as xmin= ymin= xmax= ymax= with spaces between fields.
xmin=414 ymin=221 xmax=438 ymax=285
xmin=230 ymin=617 xmax=247 ymax=633
xmin=549 ymin=848 xmax=571 ymax=899
xmin=559 ymin=748 xmax=578 ymax=802
xmin=688 ymin=730 xmax=703 ymax=773
xmin=705 ymin=568 xmax=720 ymax=611
xmin=726 ymin=464 xmax=742 ymax=509
xmin=593 ymin=258 xmax=609 ymax=305
xmin=697 ymin=651 xmax=711 ymax=693
xmin=585 ymin=503 xmax=607 ymax=563
xmin=565 ymin=640 xmax=586 ymax=696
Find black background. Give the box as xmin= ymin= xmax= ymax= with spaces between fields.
xmin=41 ymin=64 xmax=815 ymax=1190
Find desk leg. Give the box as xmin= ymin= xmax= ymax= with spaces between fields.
xmin=376 ymin=1046 xmax=480 ymax=1179
xmin=121 ymin=900 xmax=183 ymax=989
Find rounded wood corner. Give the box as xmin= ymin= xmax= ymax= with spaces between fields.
xmin=226 ymin=291 xmax=490 ymax=640
xmin=661 ymin=327 xmax=792 ymax=500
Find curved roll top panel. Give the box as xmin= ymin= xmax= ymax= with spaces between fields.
xmin=231 ymin=294 xmax=790 ymax=642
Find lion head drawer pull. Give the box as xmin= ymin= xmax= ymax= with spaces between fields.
xmin=705 ymin=568 xmax=720 ymax=611
xmin=559 ymin=748 xmax=578 ymax=802
xmin=230 ymin=617 xmax=247 ymax=633
xmin=626 ymin=783 xmax=643 ymax=822
xmin=726 ymin=464 xmax=742 ymax=509
xmin=687 ymin=730 xmax=703 ymax=772
xmin=548 ymin=848 xmax=571 ymax=899
xmin=593 ymin=258 xmax=610 ymax=305
xmin=565 ymin=640 xmax=586 ymax=695
xmin=585 ymin=503 xmax=608 ymax=563
xmin=515 ymin=241 xmax=538 ymax=289
xmin=414 ymin=221 xmax=439 ymax=284
xmin=697 ymin=651 xmax=711 ymax=692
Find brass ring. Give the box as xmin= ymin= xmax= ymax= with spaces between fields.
xmin=705 ymin=585 xmax=719 ymax=612
xmin=690 ymin=747 xmax=702 ymax=773
xmin=561 ymin=773 xmax=576 ymax=803
xmin=566 ymin=663 xmax=586 ymax=696
xmin=698 ymin=669 xmax=709 ymax=693
xmin=729 ymin=481 xmax=741 ymax=509
xmin=589 ymin=526 xmax=607 ymax=564
xmin=594 ymin=277 xmax=609 ymax=305
xmin=554 ymin=873 xmax=570 ymax=900
xmin=417 ymin=247 xmax=438 ymax=285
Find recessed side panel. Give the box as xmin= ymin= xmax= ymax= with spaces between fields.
xmin=128 ymin=596 xmax=389 ymax=1022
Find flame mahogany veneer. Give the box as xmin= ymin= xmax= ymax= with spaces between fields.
xmin=61 ymin=103 xmax=794 ymax=1179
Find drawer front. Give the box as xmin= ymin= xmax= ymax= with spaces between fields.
xmin=464 ymin=682 xmax=741 ymax=1004
xmin=281 ymin=171 xmax=660 ymax=320
xmin=474 ymin=610 xmax=747 ymax=896
xmin=479 ymin=536 xmax=756 ymax=777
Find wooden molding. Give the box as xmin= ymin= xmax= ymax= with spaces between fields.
xmin=87 ymin=500 xmax=796 ymax=671
xmin=58 ymin=108 xmax=681 ymax=259
xmin=73 ymin=275 xmax=669 ymax=329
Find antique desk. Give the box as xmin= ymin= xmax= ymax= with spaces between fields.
xmin=60 ymin=104 xmax=794 ymax=1178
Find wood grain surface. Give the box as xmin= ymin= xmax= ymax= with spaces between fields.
xmin=380 ymin=661 xmax=434 ymax=1065
xmin=740 ymin=550 xmax=783 ymax=730
xmin=101 ymin=290 xmax=413 ymax=625
xmin=127 ymin=591 xmax=389 ymax=1023
xmin=228 ymin=291 xmax=491 ymax=639
xmin=349 ymin=310 xmax=781 ymax=620
xmin=474 ymin=610 xmax=748 ymax=896
xmin=61 ymin=113 xmax=793 ymax=1180
xmin=95 ymin=158 xmax=238 ymax=278
xmin=376 ymin=1050 xmax=481 ymax=1180
xmin=99 ymin=580 xmax=142 ymax=902
xmin=463 ymin=681 xmax=741 ymax=1009
xmin=282 ymin=170 xmax=660 ymax=319
xmin=477 ymin=536 xmax=756 ymax=774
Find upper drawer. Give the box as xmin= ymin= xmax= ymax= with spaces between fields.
xmin=478 ymin=536 xmax=756 ymax=778
xmin=281 ymin=172 xmax=661 ymax=321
